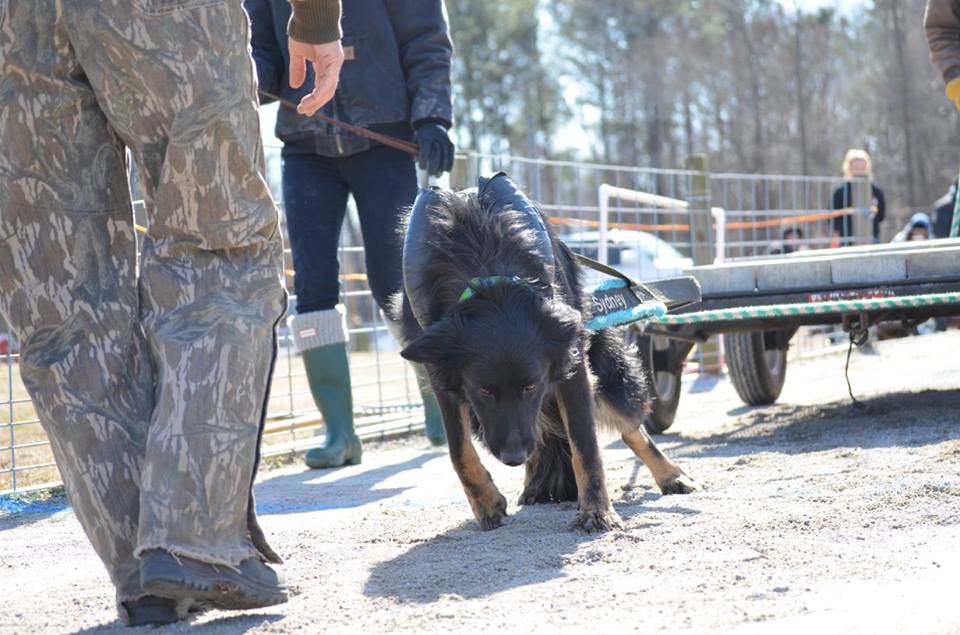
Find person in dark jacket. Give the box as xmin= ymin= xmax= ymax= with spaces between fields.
xmin=246 ymin=0 xmax=453 ymax=468
xmin=769 ymin=227 xmax=803 ymax=255
xmin=931 ymin=179 xmax=957 ymax=238
xmin=831 ymin=148 xmax=886 ymax=246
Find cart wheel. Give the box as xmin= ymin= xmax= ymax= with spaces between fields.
xmin=723 ymin=330 xmax=788 ymax=405
xmin=632 ymin=332 xmax=684 ymax=434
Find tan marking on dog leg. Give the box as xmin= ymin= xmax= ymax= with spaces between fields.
xmin=454 ymin=404 xmax=507 ymax=529
xmin=622 ymin=427 xmax=698 ymax=494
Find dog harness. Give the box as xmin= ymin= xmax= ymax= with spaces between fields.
xmin=457 ymin=276 xmax=532 ymax=303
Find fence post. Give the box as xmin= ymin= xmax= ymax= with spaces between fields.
xmin=685 ymin=154 xmax=722 ymax=374
xmin=598 ymin=183 xmax=610 ymax=265
xmin=686 ymin=154 xmax=713 ymax=265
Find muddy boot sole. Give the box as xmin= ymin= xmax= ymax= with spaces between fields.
xmin=123 ymin=595 xmax=180 ymax=626
xmin=140 ymin=550 xmax=288 ymax=611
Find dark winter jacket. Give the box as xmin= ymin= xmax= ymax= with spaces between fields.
xmin=932 ymin=181 xmax=957 ymax=238
xmin=246 ymin=0 xmax=453 ymax=157
xmin=831 ymin=182 xmax=885 ymax=242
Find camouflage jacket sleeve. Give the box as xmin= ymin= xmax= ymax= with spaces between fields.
xmin=287 ymin=0 xmax=342 ymax=44
xmin=925 ymin=0 xmax=960 ymax=82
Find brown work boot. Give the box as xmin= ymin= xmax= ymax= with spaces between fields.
xmin=140 ymin=549 xmax=288 ymax=610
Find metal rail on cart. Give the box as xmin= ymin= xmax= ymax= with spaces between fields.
xmin=633 ymin=239 xmax=960 ymax=433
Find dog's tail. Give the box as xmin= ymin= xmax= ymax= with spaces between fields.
xmin=587 ymin=329 xmax=650 ymax=434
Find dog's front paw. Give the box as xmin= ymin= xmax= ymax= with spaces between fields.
xmin=471 ymin=490 xmax=508 ymax=530
xmin=570 ymin=508 xmax=622 ymax=533
xmin=658 ymin=472 xmax=698 ymax=495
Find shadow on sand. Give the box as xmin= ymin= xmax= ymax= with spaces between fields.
xmin=362 ymin=491 xmax=698 ymax=603
xmin=253 ymin=450 xmax=447 ymax=515
xmin=662 ymin=388 xmax=960 ymax=460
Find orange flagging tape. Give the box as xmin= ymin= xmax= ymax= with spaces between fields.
xmin=724 ymin=209 xmax=850 ymax=230
xmin=547 ymin=208 xmax=852 ymax=233
xmin=547 ymin=216 xmax=690 ymax=232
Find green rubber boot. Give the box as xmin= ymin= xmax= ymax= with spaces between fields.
xmin=302 ymin=342 xmax=362 ymax=468
xmin=292 ymin=309 xmax=362 ymax=469
xmin=415 ymin=366 xmax=446 ymax=446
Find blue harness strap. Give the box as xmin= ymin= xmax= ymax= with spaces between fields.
xmin=583 ymin=278 xmax=667 ymax=332
xmin=457 ymin=275 xmax=668 ymax=332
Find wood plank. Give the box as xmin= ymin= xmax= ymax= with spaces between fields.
xmin=688 ymin=244 xmax=960 ymax=295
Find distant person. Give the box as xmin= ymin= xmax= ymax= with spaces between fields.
xmin=769 ymin=227 xmax=804 ymax=255
xmin=892 ymin=212 xmax=932 ymax=242
xmin=831 ymin=149 xmax=885 ymax=246
xmin=931 ymin=178 xmax=957 ymax=238
xmin=246 ymin=0 xmax=453 ymax=468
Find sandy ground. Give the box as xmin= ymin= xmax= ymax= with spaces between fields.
xmin=1 ymin=330 xmax=959 ymax=634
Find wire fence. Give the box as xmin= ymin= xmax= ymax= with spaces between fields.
xmin=0 ymin=152 xmax=872 ymax=494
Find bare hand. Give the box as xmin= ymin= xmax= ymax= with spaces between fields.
xmin=288 ymin=38 xmax=344 ymax=116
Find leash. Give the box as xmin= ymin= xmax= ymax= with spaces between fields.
xmin=573 ymin=252 xmax=635 ymax=286
xmin=258 ymin=89 xmax=420 ymax=156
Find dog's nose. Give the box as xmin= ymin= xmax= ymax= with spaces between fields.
xmin=499 ymin=448 xmax=527 ymax=467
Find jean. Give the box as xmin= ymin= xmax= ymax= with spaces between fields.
xmin=281 ymin=143 xmax=418 ymax=314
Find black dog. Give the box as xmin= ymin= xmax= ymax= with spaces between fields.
xmin=396 ymin=173 xmax=695 ymax=531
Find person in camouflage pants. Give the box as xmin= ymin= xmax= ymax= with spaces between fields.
xmin=0 ymin=0 xmax=342 ymax=626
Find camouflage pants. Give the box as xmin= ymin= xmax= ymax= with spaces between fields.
xmin=0 ymin=0 xmax=286 ymax=604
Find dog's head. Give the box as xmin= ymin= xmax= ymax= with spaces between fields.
xmin=400 ymin=287 xmax=580 ymax=466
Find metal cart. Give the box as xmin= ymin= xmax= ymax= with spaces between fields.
xmin=634 ymin=239 xmax=960 ymax=432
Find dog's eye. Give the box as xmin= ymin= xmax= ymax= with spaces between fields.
xmin=522 ymin=383 xmax=536 ymax=394
xmin=479 ymin=386 xmax=493 ymax=397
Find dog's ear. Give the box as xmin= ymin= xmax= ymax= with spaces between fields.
xmin=537 ymin=299 xmax=582 ymax=380
xmin=399 ymin=317 xmax=465 ymax=367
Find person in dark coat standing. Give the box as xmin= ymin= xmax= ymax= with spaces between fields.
xmin=246 ymin=0 xmax=453 ymax=468
xmin=930 ymin=179 xmax=957 ymax=238
xmin=831 ymin=149 xmax=886 ymax=246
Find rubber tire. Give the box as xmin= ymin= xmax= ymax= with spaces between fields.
xmin=632 ymin=332 xmax=683 ymax=434
xmin=723 ymin=330 xmax=788 ymax=406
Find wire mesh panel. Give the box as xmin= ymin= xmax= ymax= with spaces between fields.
xmin=711 ymin=173 xmax=874 ymax=258
xmin=0 ymin=151 xmax=869 ymax=494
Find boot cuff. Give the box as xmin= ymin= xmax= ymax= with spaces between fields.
xmin=290 ymin=306 xmax=349 ymax=351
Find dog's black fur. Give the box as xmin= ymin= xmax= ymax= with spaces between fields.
xmin=395 ymin=187 xmax=694 ymax=530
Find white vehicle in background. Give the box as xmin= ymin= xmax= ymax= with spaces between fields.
xmin=560 ymin=228 xmax=694 ymax=284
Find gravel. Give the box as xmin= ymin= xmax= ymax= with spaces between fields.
xmin=1 ymin=331 xmax=958 ymax=634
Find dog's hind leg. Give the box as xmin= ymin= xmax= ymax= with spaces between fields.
xmin=621 ymin=425 xmax=697 ymax=495
xmin=556 ymin=363 xmax=623 ymax=532
xmin=592 ymin=387 xmax=697 ymax=494
xmin=518 ymin=400 xmax=578 ymax=504
xmin=589 ymin=329 xmax=697 ymax=495
xmin=433 ymin=387 xmax=508 ymax=530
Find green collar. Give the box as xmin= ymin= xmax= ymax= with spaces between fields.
xmin=458 ymin=275 xmax=529 ymax=302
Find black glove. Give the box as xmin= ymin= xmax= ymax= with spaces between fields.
xmin=414 ymin=122 xmax=454 ymax=176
